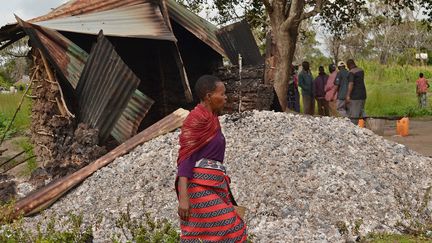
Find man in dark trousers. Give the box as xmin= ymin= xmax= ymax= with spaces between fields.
xmin=314 ymin=66 xmax=329 ymax=116
xmin=298 ymin=61 xmax=315 ymax=115
xmin=346 ymin=59 xmax=367 ymax=124
xmin=334 ymin=61 xmax=350 ymax=117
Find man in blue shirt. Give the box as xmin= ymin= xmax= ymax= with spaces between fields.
xmin=298 ymin=61 xmax=315 ymax=115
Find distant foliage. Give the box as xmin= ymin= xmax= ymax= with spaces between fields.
xmin=361 ymin=60 xmax=432 ymax=117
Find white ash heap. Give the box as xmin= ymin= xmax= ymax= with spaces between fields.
xmin=22 ymin=111 xmax=432 ymax=242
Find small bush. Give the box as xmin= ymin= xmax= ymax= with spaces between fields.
xmin=0 ymin=212 xmax=92 ymax=243
xmin=0 ymin=113 xmax=16 ymax=140
xmin=113 ymin=204 xmax=180 ymax=243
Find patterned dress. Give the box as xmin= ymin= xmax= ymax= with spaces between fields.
xmin=176 ymin=104 xmax=247 ymax=242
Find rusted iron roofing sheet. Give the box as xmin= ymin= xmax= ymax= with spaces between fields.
xmin=28 ymin=0 xmax=225 ymax=56
xmin=34 ymin=3 xmax=176 ymax=41
xmin=0 ymin=23 xmax=26 ymax=45
xmin=111 ymin=89 xmax=154 ymax=143
xmin=30 ymin=25 xmax=88 ymax=88
xmin=76 ymin=32 xmax=141 ymax=143
xmin=166 ymin=0 xmax=226 ymax=56
xmin=216 ymin=20 xmax=264 ymax=66
xmin=29 ymin=0 xmax=144 ymax=23
xmin=19 ymin=20 xmax=154 ymax=143
xmin=1 ymin=0 xmax=226 ymax=57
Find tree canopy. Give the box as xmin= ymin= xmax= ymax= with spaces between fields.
xmin=179 ymin=0 xmax=432 ymax=111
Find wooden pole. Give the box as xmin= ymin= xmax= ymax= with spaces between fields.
xmin=1 ymin=155 xmax=36 ymax=173
xmin=39 ymin=49 xmax=74 ymax=118
xmin=0 ymin=150 xmax=26 ymax=168
xmin=7 ymin=108 xmax=189 ymax=219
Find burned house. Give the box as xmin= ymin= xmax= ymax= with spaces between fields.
xmin=0 ymin=0 xmax=270 ymax=178
xmin=0 ymin=0 xmax=274 ymax=215
xmin=0 ymin=0 xmax=226 ymax=170
xmin=2 ymin=0 xmax=228 ymax=138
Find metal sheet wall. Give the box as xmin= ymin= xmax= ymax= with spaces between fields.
xmin=216 ymin=20 xmax=263 ymax=66
xmin=76 ymin=32 xmax=141 ymax=143
xmin=111 ymin=90 xmax=154 ymax=143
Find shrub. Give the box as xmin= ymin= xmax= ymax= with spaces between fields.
xmin=112 ymin=204 xmax=180 ymax=243
xmin=0 ymin=212 xmax=93 ymax=243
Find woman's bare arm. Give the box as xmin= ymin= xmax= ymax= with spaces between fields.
xmin=178 ymin=176 xmax=190 ymax=220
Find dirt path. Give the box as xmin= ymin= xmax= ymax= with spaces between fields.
xmin=384 ymin=118 xmax=432 ymax=157
xmin=0 ymin=136 xmax=30 ymax=177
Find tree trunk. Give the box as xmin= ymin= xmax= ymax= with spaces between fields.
xmin=264 ymin=0 xmax=305 ymax=112
xmin=273 ymin=29 xmax=299 ymax=111
xmin=379 ymin=51 xmax=388 ymax=65
xmin=332 ymin=36 xmax=341 ymax=64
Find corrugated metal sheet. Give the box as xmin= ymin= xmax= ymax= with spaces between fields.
xmin=2 ymin=0 xmax=227 ymax=56
xmin=15 ymin=18 xmax=166 ymax=144
xmin=28 ymin=0 xmax=226 ymax=57
xmin=216 ymin=20 xmax=263 ymax=66
xmin=0 ymin=23 xmax=26 ymax=47
xmin=32 ymin=25 xmax=88 ymax=88
xmin=166 ymin=0 xmax=226 ymax=56
xmin=111 ymin=89 xmax=154 ymax=143
xmin=76 ymin=32 xmax=141 ymax=143
xmin=29 ymin=0 xmax=144 ymax=23
xmin=17 ymin=17 xmax=77 ymax=109
xmin=34 ymin=3 xmax=176 ymax=41
xmin=33 ymin=27 xmax=156 ymax=142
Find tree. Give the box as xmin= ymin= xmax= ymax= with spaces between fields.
xmin=180 ymin=0 xmax=432 ymax=111
xmin=294 ymin=20 xmax=323 ymax=64
xmin=322 ymin=0 xmax=432 ymax=66
xmin=0 ymin=37 xmax=30 ymax=83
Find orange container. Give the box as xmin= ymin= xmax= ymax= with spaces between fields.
xmin=396 ymin=117 xmax=409 ymax=136
xmin=358 ymin=119 xmax=365 ymax=128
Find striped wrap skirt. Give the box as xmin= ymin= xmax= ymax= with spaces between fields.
xmin=179 ymin=158 xmax=247 ymax=242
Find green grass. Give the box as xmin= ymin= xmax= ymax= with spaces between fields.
xmin=0 ymin=92 xmax=32 ymax=136
xmin=363 ymin=233 xmax=432 ymax=242
xmin=302 ymin=61 xmax=431 ymax=117
xmin=0 ymin=113 xmax=16 ymax=140
xmin=13 ymin=137 xmax=37 ymax=176
xmin=0 ymin=211 xmax=93 ymax=242
xmin=359 ymin=61 xmax=432 ymax=117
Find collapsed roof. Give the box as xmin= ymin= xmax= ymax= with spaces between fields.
xmin=0 ymin=0 xmax=230 ymax=144
xmin=0 ymin=0 xmax=262 ymax=145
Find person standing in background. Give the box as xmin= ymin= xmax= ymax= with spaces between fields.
xmin=314 ymin=66 xmax=329 ymax=116
xmin=325 ymin=63 xmax=339 ymax=116
xmin=287 ymin=64 xmax=300 ymax=112
xmin=334 ymin=61 xmax=350 ymax=117
xmin=298 ymin=61 xmax=315 ymax=115
xmin=346 ymin=59 xmax=367 ymax=124
xmin=416 ymin=73 xmax=430 ymax=108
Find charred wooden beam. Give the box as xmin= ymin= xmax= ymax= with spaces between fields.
xmin=7 ymin=108 xmax=189 ymax=220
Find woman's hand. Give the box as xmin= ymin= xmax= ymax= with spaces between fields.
xmin=178 ymin=176 xmax=190 ymax=220
xmin=178 ymin=196 xmax=191 ymax=220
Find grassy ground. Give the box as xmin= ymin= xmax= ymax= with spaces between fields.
xmin=364 ymin=233 xmax=432 ymax=242
xmin=304 ymin=62 xmax=431 ymax=117
xmin=359 ymin=61 xmax=432 ymax=117
xmin=0 ymin=92 xmax=32 ymax=137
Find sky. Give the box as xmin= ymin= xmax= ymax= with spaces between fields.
xmin=0 ymin=0 xmax=330 ymax=57
xmin=1 ymin=1 xmax=426 ymax=59
xmin=0 ymin=0 xmax=67 ymax=26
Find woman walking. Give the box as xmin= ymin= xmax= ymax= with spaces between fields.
xmin=176 ymin=75 xmax=247 ymax=242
